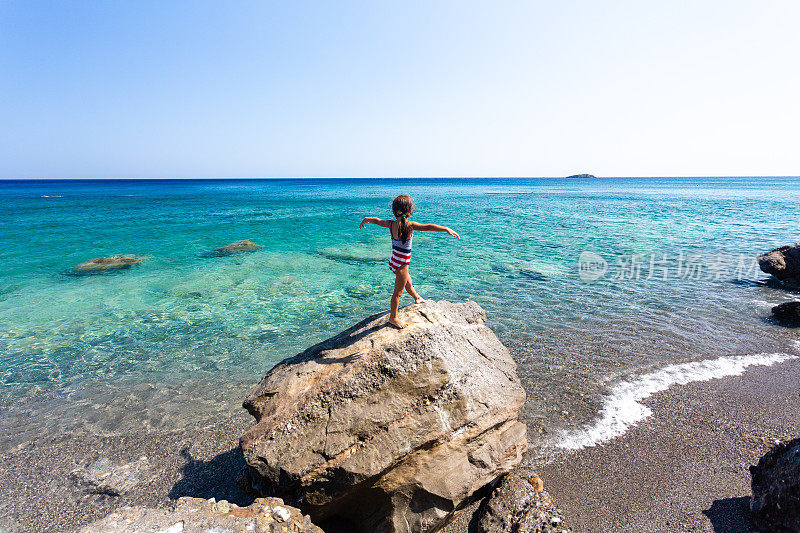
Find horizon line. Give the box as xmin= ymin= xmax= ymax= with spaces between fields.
xmin=2 ymin=175 xmax=800 ymax=181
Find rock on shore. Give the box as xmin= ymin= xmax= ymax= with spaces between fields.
xmin=750 ymin=437 xmax=800 ymax=532
xmin=240 ymin=300 xmax=527 ymax=533
xmin=79 ymin=496 xmax=322 ymax=533
xmin=758 ymin=243 xmax=800 ymax=287
xmin=477 ymin=468 xmax=570 ymax=533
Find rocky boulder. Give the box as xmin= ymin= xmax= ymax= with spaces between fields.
xmin=750 ymin=437 xmax=800 ymax=532
xmin=476 ymin=467 xmax=569 ymax=533
xmin=75 ymin=255 xmax=141 ymax=272
xmin=80 ymin=496 xmax=323 ymax=533
xmin=213 ymin=240 xmax=262 ymax=255
xmin=758 ymin=243 xmax=800 ymax=287
xmin=240 ymin=300 xmax=527 ymax=533
xmin=771 ymin=301 xmax=800 ymax=324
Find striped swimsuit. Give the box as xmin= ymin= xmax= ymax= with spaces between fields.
xmin=388 ymin=222 xmax=413 ymax=272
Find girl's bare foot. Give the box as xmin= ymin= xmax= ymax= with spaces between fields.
xmin=414 ymin=297 xmax=425 ymax=304
xmin=388 ymin=317 xmax=407 ymax=329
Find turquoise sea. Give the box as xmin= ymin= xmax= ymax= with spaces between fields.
xmin=1 ymin=178 xmax=799 ymax=451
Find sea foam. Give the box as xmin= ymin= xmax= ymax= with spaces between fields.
xmin=554 ymin=351 xmax=799 ymax=450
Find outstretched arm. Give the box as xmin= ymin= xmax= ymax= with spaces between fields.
xmin=359 ymin=217 xmax=392 ymax=229
xmin=410 ymin=221 xmax=460 ymax=238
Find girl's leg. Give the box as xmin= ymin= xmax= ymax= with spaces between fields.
xmin=405 ymin=274 xmax=424 ymax=304
xmin=389 ymin=267 xmax=409 ymax=328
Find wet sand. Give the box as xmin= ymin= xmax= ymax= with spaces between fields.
xmin=0 ymin=412 xmax=255 ymax=532
xmin=535 ymin=357 xmax=800 ymax=532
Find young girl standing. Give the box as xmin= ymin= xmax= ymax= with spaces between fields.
xmin=359 ymin=194 xmax=460 ymax=328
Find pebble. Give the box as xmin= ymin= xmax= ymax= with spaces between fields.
xmin=272 ymin=506 xmax=291 ymax=522
xmin=211 ymin=499 xmax=231 ymax=513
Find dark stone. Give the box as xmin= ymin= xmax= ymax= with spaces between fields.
xmin=758 ymin=243 xmax=800 ymax=287
xmin=771 ymin=301 xmax=800 ymax=324
xmin=750 ymin=437 xmax=800 ymax=532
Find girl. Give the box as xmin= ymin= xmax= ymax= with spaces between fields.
xmin=359 ymin=194 xmax=460 ymax=329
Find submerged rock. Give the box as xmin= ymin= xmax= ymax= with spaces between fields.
xmin=79 ymin=496 xmax=323 ymax=533
xmin=70 ymin=456 xmax=151 ymax=497
xmin=758 ymin=243 xmax=800 ymax=288
xmin=771 ymin=301 xmax=800 ymax=324
xmin=241 ymin=300 xmax=527 ymax=533
xmin=750 ymin=437 xmax=800 ymax=532
xmin=74 ymin=255 xmax=141 ymax=272
xmin=477 ymin=467 xmax=570 ymax=533
xmin=213 ymin=240 xmax=262 ymax=255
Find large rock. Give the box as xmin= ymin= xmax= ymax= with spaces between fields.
xmin=240 ymin=300 xmax=527 ymax=533
xmin=75 ymin=255 xmax=141 ymax=272
xmin=750 ymin=437 xmax=800 ymax=532
xmin=80 ymin=496 xmax=323 ymax=533
xmin=758 ymin=243 xmax=800 ymax=287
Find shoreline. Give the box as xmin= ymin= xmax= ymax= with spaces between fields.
xmin=1 ymin=353 xmax=798 ymax=531
xmin=534 ymin=357 xmax=800 ymax=532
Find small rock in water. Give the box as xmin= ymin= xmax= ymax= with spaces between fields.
xmin=771 ymin=301 xmax=800 ymax=324
xmin=70 ymin=456 xmax=151 ymax=496
xmin=272 ymin=506 xmax=291 ymax=522
xmin=74 ymin=255 xmax=142 ymax=272
xmin=212 ymin=239 xmax=262 ymax=255
xmin=344 ymin=284 xmax=378 ymax=300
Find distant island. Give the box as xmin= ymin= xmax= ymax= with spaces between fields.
xmin=566 ymin=173 xmax=597 ymax=179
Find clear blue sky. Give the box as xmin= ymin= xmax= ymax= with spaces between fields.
xmin=1 ymin=1 xmax=798 ymax=178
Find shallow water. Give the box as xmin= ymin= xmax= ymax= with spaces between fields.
xmin=1 ymin=177 xmax=799 ymax=451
